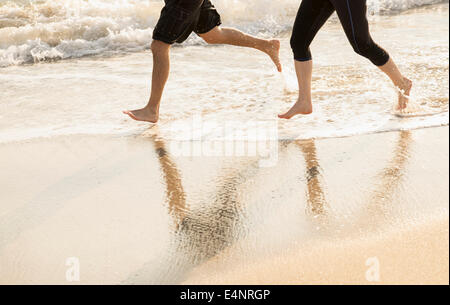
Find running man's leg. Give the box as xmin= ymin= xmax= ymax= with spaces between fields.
xmin=123 ymin=0 xmax=203 ymax=123
xmin=199 ymin=26 xmax=282 ymax=72
xmin=332 ymin=0 xmax=412 ymax=110
xmin=123 ymin=40 xmax=170 ymax=123
xmin=279 ymin=0 xmax=335 ymax=119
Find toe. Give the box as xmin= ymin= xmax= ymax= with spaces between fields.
xmin=124 ymin=111 xmax=138 ymax=121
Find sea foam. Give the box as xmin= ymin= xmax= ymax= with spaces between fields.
xmin=0 ymin=0 xmax=447 ymax=67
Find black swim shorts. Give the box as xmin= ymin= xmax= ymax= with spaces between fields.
xmin=153 ymin=0 xmax=222 ymax=44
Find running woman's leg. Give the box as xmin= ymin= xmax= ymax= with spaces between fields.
xmin=332 ymin=0 xmax=412 ymax=110
xmin=279 ymin=0 xmax=335 ymax=119
xmin=379 ymin=59 xmax=413 ymax=111
xmin=278 ymin=60 xmax=314 ymax=119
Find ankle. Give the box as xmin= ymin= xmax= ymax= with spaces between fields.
xmin=396 ymin=77 xmax=411 ymax=90
xmin=297 ymin=95 xmax=312 ymax=104
xmin=145 ymin=103 xmax=159 ymax=114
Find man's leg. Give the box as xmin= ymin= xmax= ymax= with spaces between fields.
xmin=199 ymin=26 xmax=282 ymax=72
xmin=123 ymin=40 xmax=171 ymax=123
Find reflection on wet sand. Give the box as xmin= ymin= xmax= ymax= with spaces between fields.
xmin=152 ymin=138 xmax=187 ymax=226
xmin=128 ymin=130 xmax=414 ymax=284
xmin=295 ymin=131 xmax=412 ymax=226
xmin=296 ymin=140 xmax=328 ymax=217
xmin=375 ymin=131 xmax=412 ymax=200
xmin=363 ymin=131 xmax=412 ymax=223
xmin=127 ymin=134 xmax=260 ymax=284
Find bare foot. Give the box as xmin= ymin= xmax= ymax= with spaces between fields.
xmin=264 ymin=40 xmax=282 ymax=72
xmin=396 ymin=77 xmax=412 ymax=111
xmin=278 ymin=98 xmax=313 ymax=119
xmin=123 ymin=107 xmax=159 ymax=123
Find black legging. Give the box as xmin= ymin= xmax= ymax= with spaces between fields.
xmin=290 ymin=0 xmax=390 ymax=66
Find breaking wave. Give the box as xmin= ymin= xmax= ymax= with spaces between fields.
xmin=0 ymin=0 xmax=447 ymax=67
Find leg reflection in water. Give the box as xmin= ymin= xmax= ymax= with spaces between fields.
xmin=296 ymin=139 xmax=328 ymax=217
xmin=363 ymin=131 xmax=412 ymax=223
xmin=153 ymin=137 xmax=187 ymax=227
xmin=292 ymin=131 xmax=412 ymax=226
xmin=126 ymin=131 xmax=413 ymax=284
xmin=126 ymin=134 xmax=261 ymax=284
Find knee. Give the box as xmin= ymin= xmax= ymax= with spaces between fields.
xmin=202 ymin=35 xmax=220 ymax=44
xmin=290 ymin=36 xmax=311 ymax=61
xmin=351 ymin=35 xmax=375 ymax=56
xmin=289 ymin=36 xmax=297 ymax=51
xmin=200 ymin=28 xmax=223 ymax=44
xmin=351 ymin=38 xmax=389 ymax=66
xmin=151 ymin=40 xmax=170 ymax=55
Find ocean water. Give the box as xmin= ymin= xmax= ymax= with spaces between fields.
xmin=0 ymin=0 xmax=447 ymax=66
xmin=0 ymin=0 xmax=448 ymax=142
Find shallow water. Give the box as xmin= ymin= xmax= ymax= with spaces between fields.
xmin=0 ymin=2 xmax=448 ymax=143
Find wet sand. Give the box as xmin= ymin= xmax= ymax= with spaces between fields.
xmin=184 ymin=218 xmax=449 ymax=285
xmin=0 ymin=126 xmax=448 ymax=284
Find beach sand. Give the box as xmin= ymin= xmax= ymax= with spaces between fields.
xmin=184 ymin=217 xmax=449 ymax=285
xmin=0 ymin=126 xmax=448 ymax=284
xmin=0 ymin=1 xmax=448 ymax=285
